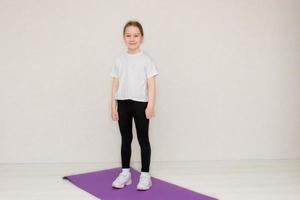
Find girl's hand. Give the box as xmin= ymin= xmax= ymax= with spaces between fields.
xmin=145 ymin=106 xmax=155 ymax=119
xmin=111 ymin=108 xmax=119 ymax=121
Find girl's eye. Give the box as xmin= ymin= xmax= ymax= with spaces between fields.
xmin=125 ymin=35 xmax=139 ymax=37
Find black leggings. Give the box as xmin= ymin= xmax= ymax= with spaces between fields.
xmin=117 ymin=99 xmax=151 ymax=172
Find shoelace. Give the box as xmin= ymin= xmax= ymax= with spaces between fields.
xmin=139 ymin=174 xmax=150 ymax=185
xmin=117 ymin=173 xmax=129 ymax=181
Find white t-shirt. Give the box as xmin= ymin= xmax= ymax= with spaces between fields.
xmin=110 ymin=50 xmax=159 ymax=102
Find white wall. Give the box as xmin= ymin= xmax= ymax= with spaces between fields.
xmin=1 ymin=0 xmax=299 ymax=163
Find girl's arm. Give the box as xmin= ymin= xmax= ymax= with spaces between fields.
xmin=146 ymin=76 xmax=156 ymax=118
xmin=111 ymin=78 xmax=119 ymax=120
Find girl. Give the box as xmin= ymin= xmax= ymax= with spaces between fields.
xmin=110 ymin=21 xmax=158 ymax=191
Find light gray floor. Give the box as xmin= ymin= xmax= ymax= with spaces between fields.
xmin=0 ymin=160 xmax=299 ymax=200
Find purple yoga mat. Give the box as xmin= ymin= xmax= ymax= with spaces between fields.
xmin=63 ymin=167 xmax=218 ymax=200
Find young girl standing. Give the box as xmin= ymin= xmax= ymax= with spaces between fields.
xmin=110 ymin=21 xmax=158 ymax=190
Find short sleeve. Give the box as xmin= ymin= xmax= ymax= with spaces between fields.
xmin=110 ymin=60 xmax=119 ymax=78
xmin=146 ymin=60 xmax=159 ymax=78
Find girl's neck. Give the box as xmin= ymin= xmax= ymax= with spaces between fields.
xmin=127 ymin=48 xmax=141 ymax=54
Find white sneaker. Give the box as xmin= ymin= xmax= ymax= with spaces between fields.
xmin=112 ymin=171 xmax=132 ymax=188
xmin=137 ymin=172 xmax=152 ymax=190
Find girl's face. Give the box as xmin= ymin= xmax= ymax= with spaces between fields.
xmin=123 ymin=26 xmax=143 ymax=53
